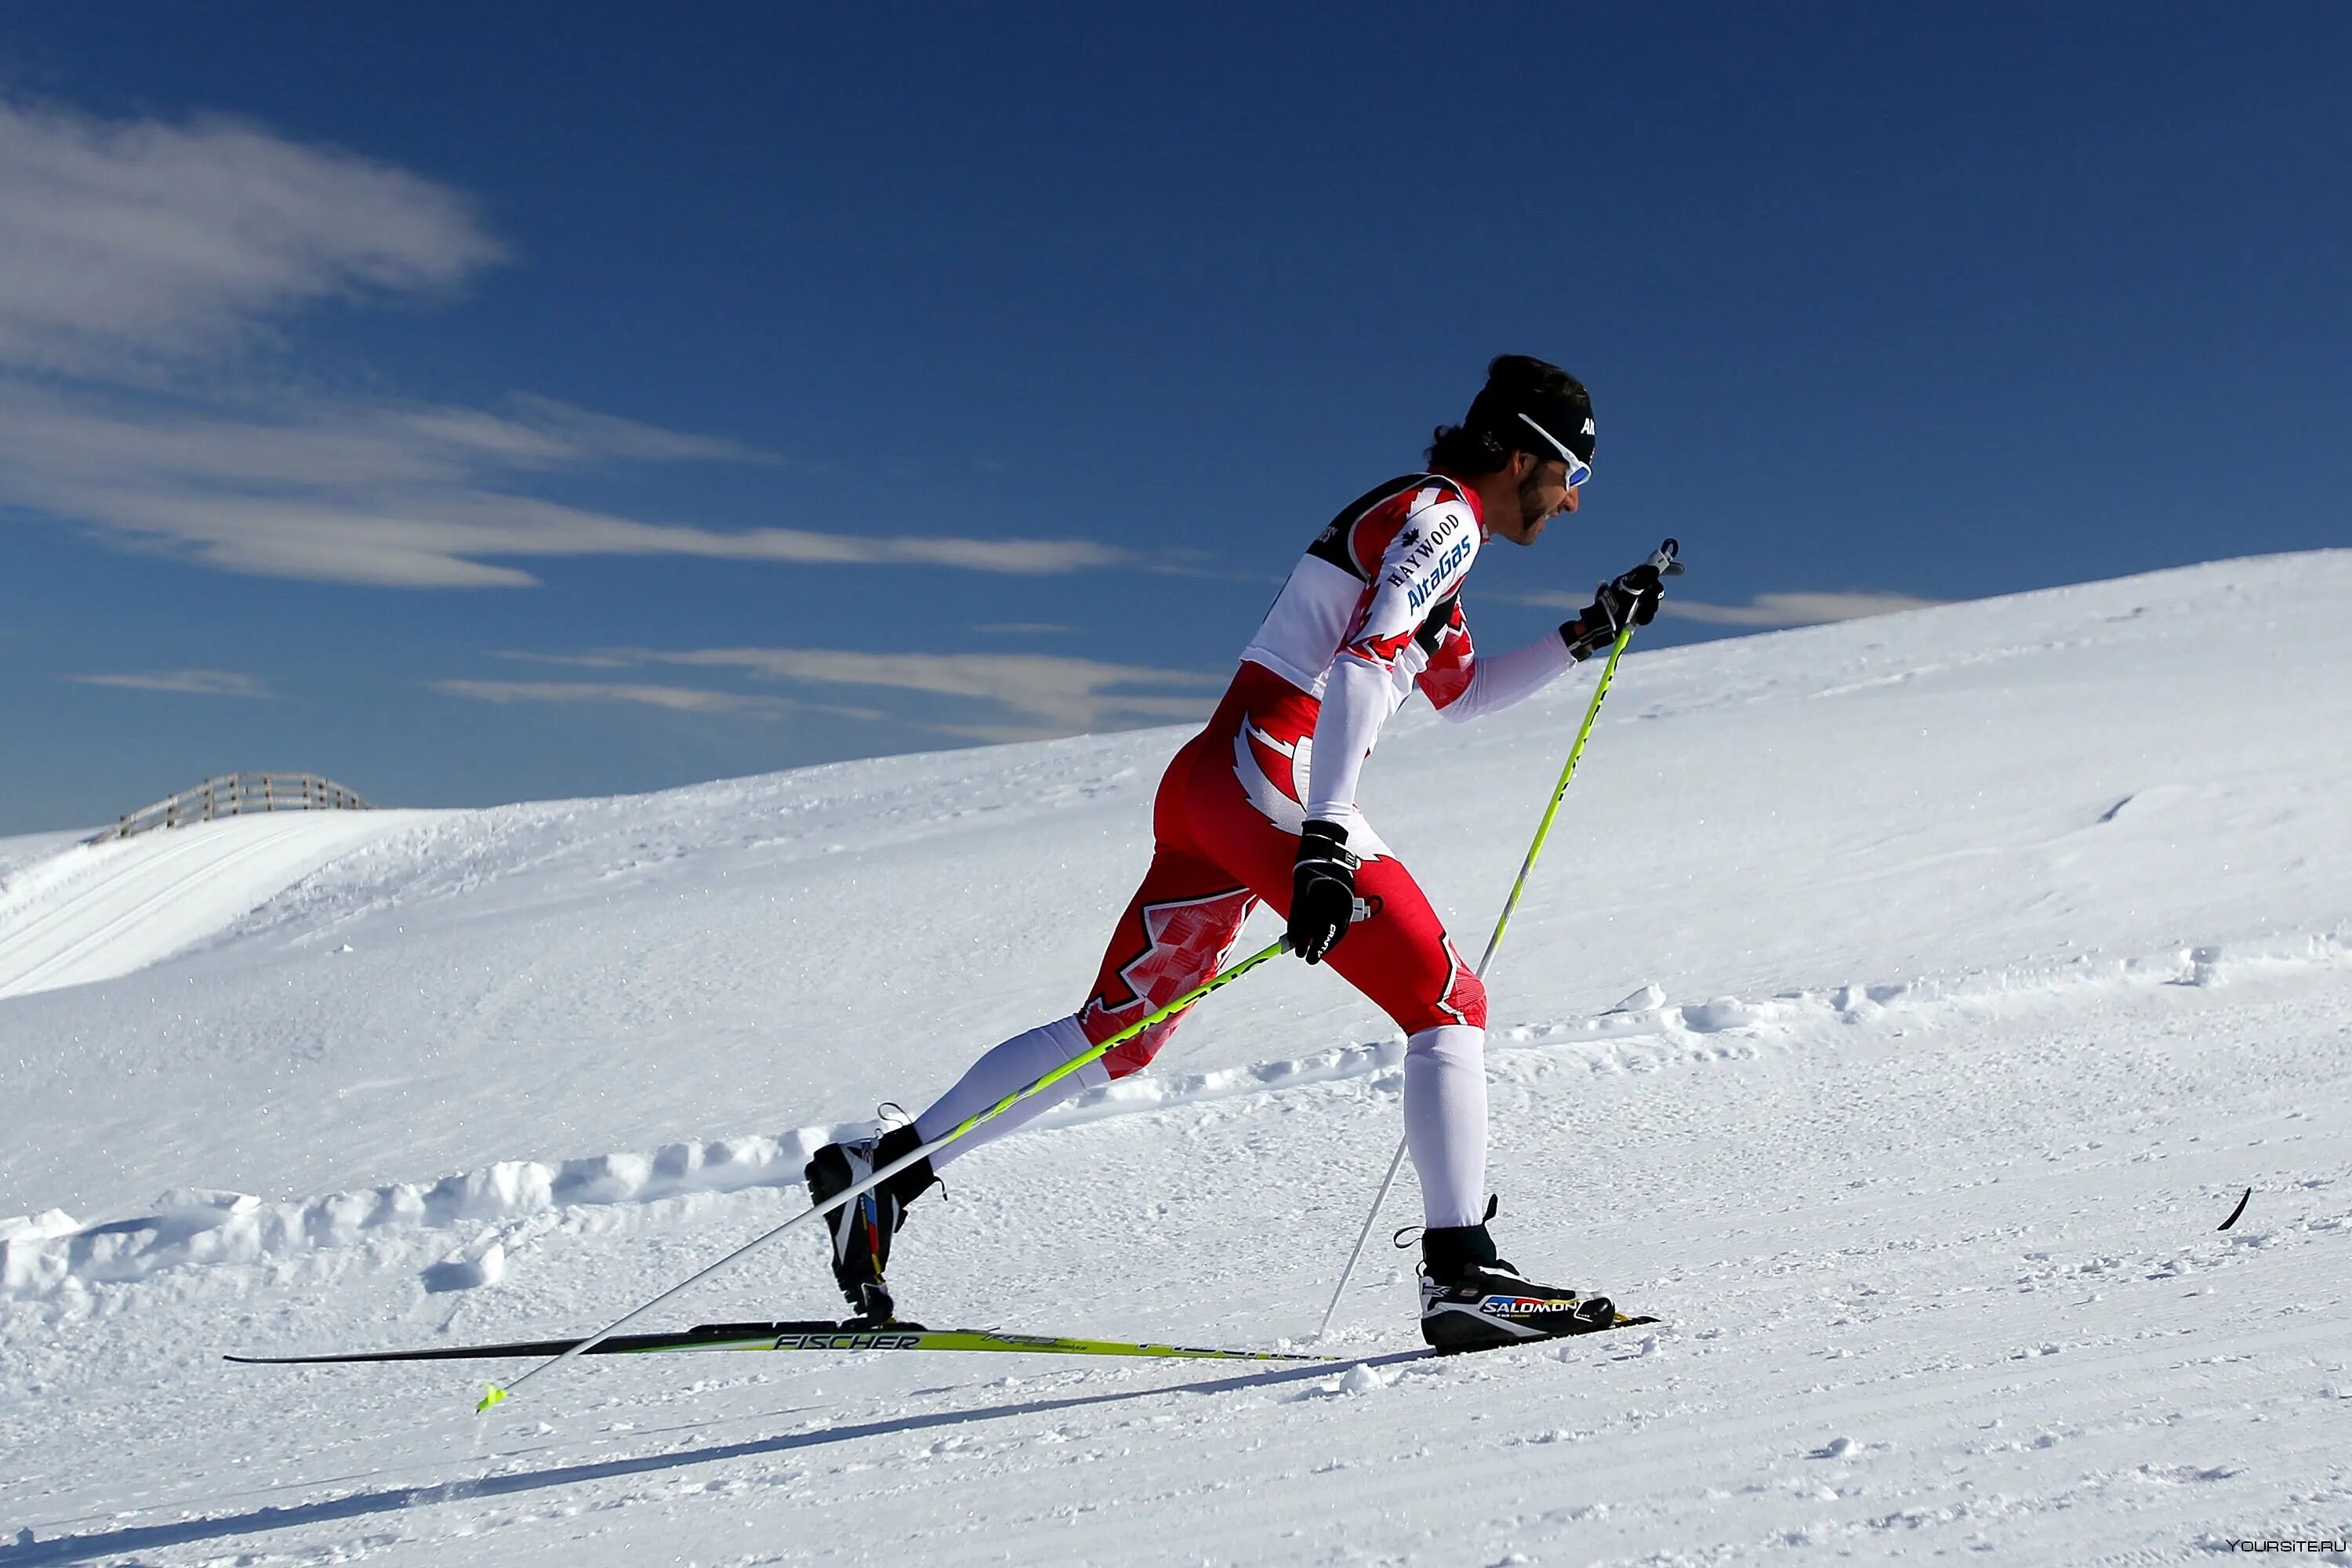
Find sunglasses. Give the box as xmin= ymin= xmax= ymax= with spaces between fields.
xmin=1516 ymin=412 xmax=1592 ymax=488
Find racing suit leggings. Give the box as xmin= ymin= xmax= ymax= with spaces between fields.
xmin=912 ymin=671 xmax=1494 ymax=1229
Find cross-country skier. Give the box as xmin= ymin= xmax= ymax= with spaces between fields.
xmin=808 ymin=355 xmax=1672 ymax=1351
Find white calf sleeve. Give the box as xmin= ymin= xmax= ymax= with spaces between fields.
xmin=913 ymin=1014 xmax=1109 ymax=1167
xmin=1403 ymin=1024 xmax=1488 ymax=1229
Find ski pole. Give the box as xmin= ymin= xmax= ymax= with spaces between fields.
xmin=1312 ymin=537 xmax=1679 ymax=1339
xmin=478 ymin=935 xmax=1291 ymax=1413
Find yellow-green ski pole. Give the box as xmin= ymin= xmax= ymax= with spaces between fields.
xmin=477 ymin=935 xmax=1291 ymax=1413
xmin=1312 ymin=537 xmax=1679 ymax=1339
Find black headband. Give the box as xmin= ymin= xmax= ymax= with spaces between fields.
xmin=1466 ymin=385 xmax=1595 ymax=464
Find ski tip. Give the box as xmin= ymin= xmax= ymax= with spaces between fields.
xmin=475 ymin=1383 xmax=509 ymax=1414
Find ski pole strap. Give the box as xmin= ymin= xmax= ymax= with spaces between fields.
xmin=481 ymin=935 xmax=1291 ymax=1411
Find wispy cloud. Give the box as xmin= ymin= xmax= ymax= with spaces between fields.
xmin=0 ymin=99 xmax=1129 ymax=589
xmin=67 ymin=668 xmax=270 ymax=697
xmin=645 ymin=647 xmax=1218 ymax=734
xmin=429 ymin=680 xmax=793 ymax=716
xmin=0 ymin=387 xmax=1135 ymax=586
xmin=0 ymin=98 xmax=499 ymax=379
xmin=485 ymin=645 xmax=1221 ymax=738
xmin=1664 ymin=590 xmax=1950 ymax=627
xmin=1497 ymin=586 xmax=1949 ymax=629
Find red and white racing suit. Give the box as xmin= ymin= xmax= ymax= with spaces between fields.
xmin=912 ymin=472 xmax=1584 ymax=1227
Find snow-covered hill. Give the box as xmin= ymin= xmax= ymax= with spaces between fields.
xmin=0 ymin=812 xmax=432 ymax=1003
xmin=3 ymin=551 xmax=2348 ymax=1566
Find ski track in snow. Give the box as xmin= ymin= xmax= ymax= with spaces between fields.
xmin=0 ymin=812 xmax=434 ymax=1002
xmin=3 ymin=551 xmax=2351 ymax=1566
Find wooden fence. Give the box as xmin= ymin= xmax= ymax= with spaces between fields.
xmin=91 ymin=774 xmax=376 ymax=844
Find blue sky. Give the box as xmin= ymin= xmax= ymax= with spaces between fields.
xmin=1 ymin=3 xmax=2344 ymax=833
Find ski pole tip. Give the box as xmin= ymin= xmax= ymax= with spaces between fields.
xmin=475 ymin=1384 xmax=509 ymax=1414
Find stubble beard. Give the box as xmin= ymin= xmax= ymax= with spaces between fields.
xmin=1515 ymin=470 xmax=1552 ymax=536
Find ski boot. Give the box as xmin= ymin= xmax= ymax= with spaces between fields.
xmin=1412 ymin=1201 xmax=1616 ymax=1353
xmin=804 ymin=1120 xmax=936 ymax=1324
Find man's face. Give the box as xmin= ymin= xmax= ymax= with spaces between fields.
xmin=1495 ymin=453 xmax=1580 ymax=546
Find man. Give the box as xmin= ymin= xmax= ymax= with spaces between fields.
xmin=807 ymin=355 xmax=1671 ymax=1351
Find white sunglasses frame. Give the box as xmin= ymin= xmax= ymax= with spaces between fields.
xmin=1515 ymin=411 xmax=1592 ymax=488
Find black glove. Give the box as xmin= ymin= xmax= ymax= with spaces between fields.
xmin=1562 ymin=561 xmax=1668 ymax=660
xmin=1287 ymin=819 xmax=1360 ymax=965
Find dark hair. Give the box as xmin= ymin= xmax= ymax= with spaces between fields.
xmin=1425 ymin=422 xmax=1510 ymax=474
xmin=1426 ymin=354 xmax=1593 ymax=474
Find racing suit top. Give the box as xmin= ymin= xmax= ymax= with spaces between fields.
xmin=1236 ymin=470 xmax=1581 ymax=840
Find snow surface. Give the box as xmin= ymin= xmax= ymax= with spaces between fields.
xmin=2 ymin=550 xmax=2348 ymax=1565
xmin=0 ymin=812 xmax=434 ymax=1004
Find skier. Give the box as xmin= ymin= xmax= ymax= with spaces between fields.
xmin=808 ymin=355 xmax=1671 ymax=1351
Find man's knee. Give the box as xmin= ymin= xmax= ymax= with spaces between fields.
xmin=1400 ymin=961 xmax=1485 ymax=1032
xmin=1080 ymin=1006 xmax=1180 ymax=1080
xmin=1100 ymin=1025 xmax=1174 ymax=1079
xmin=1446 ymin=965 xmax=1487 ymax=1029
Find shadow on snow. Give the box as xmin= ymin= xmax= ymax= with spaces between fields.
xmin=5 ymin=1352 xmax=1426 ymax=1566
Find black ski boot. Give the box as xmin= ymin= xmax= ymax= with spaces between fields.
xmin=804 ymin=1120 xmax=936 ymax=1323
xmin=1414 ymin=1203 xmax=1615 ymax=1353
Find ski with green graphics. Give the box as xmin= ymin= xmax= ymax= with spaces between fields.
xmin=227 ymin=1319 xmax=1334 ymax=1367
xmin=226 ymin=1310 xmax=1657 ymax=1373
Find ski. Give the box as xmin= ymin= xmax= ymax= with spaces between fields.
xmin=226 ymin=1319 xmax=1334 ymax=1366
xmin=227 ymin=1310 xmax=1658 ymax=1370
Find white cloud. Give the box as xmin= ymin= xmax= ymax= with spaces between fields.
xmin=429 ymin=680 xmax=793 ymax=716
xmin=1664 ymin=591 xmax=1950 ymax=627
xmin=67 ymin=668 xmax=270 ymax=697
xmin=642 ymin=647 xmax=1219 ymax=731
xmin=0 ymin=391 xmax=1134 ymax=586
xmin=489 ymin=649 xmax=641 ymax=670
xmin=1498 ymin=586 xmax=1950 ymax=629
xmin=382 ymin=396 xmax=772 ymax=469
xmin=485 ymin=645 xmax=1220 ymax=736
xmin=0 ymin=98 xmax=501 ymax=379
xmin=0 ymin=100 xmax=1129 ymax=589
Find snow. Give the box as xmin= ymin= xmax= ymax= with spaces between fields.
xmin=3 ymin=550 xmax=2349 ymax=1565
xmin=0 ymin=811 xmax=433 ymax=1002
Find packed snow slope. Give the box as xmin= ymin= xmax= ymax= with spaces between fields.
xmin=2 ymin=550 xmax=2348 ymax=1566
xmin=0 ymin=812 xmax=434 ymax=1003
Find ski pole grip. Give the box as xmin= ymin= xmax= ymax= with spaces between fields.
xmin=1650 ymin=537 xmax=1683 ymax=576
